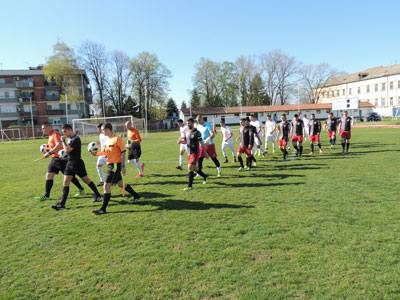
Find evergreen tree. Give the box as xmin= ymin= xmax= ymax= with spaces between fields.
xmin=166 ymin=98 xmax=178 ymax=118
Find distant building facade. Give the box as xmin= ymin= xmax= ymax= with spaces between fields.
xmin=318 ymin=64 xmax=400 ymax=117
xmin=0 ymin=66 xmax=92 ymax=128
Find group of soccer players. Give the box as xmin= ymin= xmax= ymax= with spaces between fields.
xmin=36 ymin=121 xmax=143 ymax=215
xmin=177 ymin=111 xmax=354 ymax=189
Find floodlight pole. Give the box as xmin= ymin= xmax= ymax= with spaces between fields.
xmin=29 ymin=95 xmax=35 ymax=139
xmin=65 ymin=93 xmax=69 ymax=124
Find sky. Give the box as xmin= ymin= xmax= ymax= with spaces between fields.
xmin=1 ymin=0 xmax=400 ymax=107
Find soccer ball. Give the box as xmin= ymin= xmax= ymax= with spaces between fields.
xmin=58 ymin=149 xmax=68 ymax=160
xmin=40 ymin=144 xmax=49 ymax=153
xmin=87 ymin=142 xmax=99 ymax=153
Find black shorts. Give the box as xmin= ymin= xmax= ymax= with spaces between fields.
xmin=47 ymin=157 xmax=67 ymax=174
xmin=105 ymin=163 xmax=122 ymax=184
xmin=128 ymin=144 xmax=141 ymax=160
xmin=64 ymin=159 xmax=88 ymax=178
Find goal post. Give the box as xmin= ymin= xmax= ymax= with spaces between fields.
xmin=72 ymin=115 xmax=145 ymax=141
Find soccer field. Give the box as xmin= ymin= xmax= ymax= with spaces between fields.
xmin=1 ymin=128 xmax=399 ymax=299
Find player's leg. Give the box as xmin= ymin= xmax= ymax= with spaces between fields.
xmin=228 ymin=142 xmax=236 ymax=161
xmin=96 ymin=156 xmax=105 ymax=185
xmin=51 ymin=175 xmax=73 ymax=210
xmin=222 ymin=143 xmax=229 ymax=163
xmin=292 ymin=137 xmax=299 ymax=154
xmin=36 ymin=172 xmax=55 ymax=200
xmin=310 ymin=139 xmax=314 ymax=155
xmin=272 ymin=136 xmax=276 ymax=153
xmin=346 ymin=138 xmax=350 ymax=153
xmin=177 ymin=145 xmax=185 ymax=170
xmin=237 ymin=151 xmax=244 ymax=170
xmin=93 ymin=181 xmax=112 ymax=214
xmin=299 ymin=139 xmax=303 ymax=156
xmin=317 ymin=135 xmax=322 ymax=153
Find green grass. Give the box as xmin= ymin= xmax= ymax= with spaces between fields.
xmin=1 ymin=128 xmax=400 ymax=299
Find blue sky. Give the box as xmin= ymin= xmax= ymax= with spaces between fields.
xmin=1 ymin=0 xmax=399 ymax=106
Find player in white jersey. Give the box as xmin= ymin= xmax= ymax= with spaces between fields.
xmin=219 ymin=119 xmax=237 ymax=163
xmin=96 ymin=123 xmax=108 ymax=186
xmin=263 ymin=114 xmax=276 ymax=154
xmin=176 ymin=119 xmax=188 ymax=170
xmin=249 ymin=114 xmax=264 ymax=156
xmin=302 ymin=114 xmax=310 ymax=142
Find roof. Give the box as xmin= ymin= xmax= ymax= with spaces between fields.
xmin=324 ymin=64 xmax=400 ymax=87
xmin=181 ymin=102 xmax=374 ymax=116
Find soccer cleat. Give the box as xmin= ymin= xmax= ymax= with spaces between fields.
xmin=223 ymin=158 xmax=228 ymax=163
xmin=273 ymin=149 xmax=275 ymax=153
xmin=295 ymin=151 xmax=299 ymax=157
xmin=93 ymin=195 xmax=102 ymax=203
xmin=92 ymin=209 xmax=106 ymax=215
xmin=183 ymin=187 xmax=193 ymax=191
xmin=141 ymin=163 xmax=145 ymax=174
xmin=97 ymin=182 xmax=104 ymax=187
xmin=319 ymin=149 xmax=323 ymax=153
xmin=51 ymin=203 xmax=65 ymax=211
xmin=35 ymin=195 xmax=50 ymax=201
xmin=136 ymin=174 xmax=144 ymax=178
xmin=203 ymin=176 xmax=209 ymax=184
xmin=217 ymin=172 xmax=222 ymax=177
xmin=309 ymin=152 xmax=314 ymax=156
xmin=176 ymin=166 xmax=183 ymax=170
xmin=253 ymin=162 xmax=257 ymax=167
xmin=262 ymin=153 xmax=266 ymax=158
xmin=195 ymin=173 xmax=201 ymax=178
xmin=74 ymin=189 xmax=85 ymax=197
xmin=238 ymin=167 xmax=243 ymax=171
xmin=246 ymin=167 xmax=252 ymax=171
xmin=330 ymin=145 xmax=333 ymax=149
xmin=133 ymin=194 xmax=141 ymax=203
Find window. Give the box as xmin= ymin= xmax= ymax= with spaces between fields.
xmin=398 ymin=81 xmax=400 ymax=89
xmin=367 ymin=85 xmax=370 ymax=93
xmin=398 ymin=97 xmax=400 ymax=105
xmin=316 ymin=110 xmax=321 ymax=114
xmin=390 ymin=97 xmax=393 ymax=106
xmin=234 ymin=113 xmax=239 ymax=117
xmin=0 ymin=78 xmax=5 ymax=84
xmin=375 ymin=84 xmax=378 ymax=92
xmin=390 ymin=81 xmax=394 ymax=89
xmin=203 ymin=117 xmax=208 ymax=122
xmin=349 ymin=88 xmax=352 ymax=95
xmin=322 ymin=92 xmax=325 ymax=98
xmin=375 ymin=99 xmax=378 ymax=107
xmin=327 ymin=91 xmax=330 ymax=98
xmin=337 ymin=90 xmax=340 ymax=96
xmin=358 ymin=87 xmax=361 ymax=94
xmin=326 ymin=109 xmax=330 ymax=113
xmin=48 ymin=105 xmax=52 ymax=110
xmin=1 ymin=105 xmax=17 ymax=113
xmin=343 ymin=89 xmax=345 ymax=95
xmin=4 ymin=92 xmax=9 ymax=98
xmin=382 ymin=83 xmax=386 ymax=91
xmin=353 ymin=109 xmax=358 ymax=113
xmin=381 ymin=98 xmax=386 ymax=106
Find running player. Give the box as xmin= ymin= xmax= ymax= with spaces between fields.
xmin=51 ymin=124 xmax=102 ymax=211
xmin=125 ymin=121 xmax=145 ymax=178
xmin=236 ymin=118 xmax=255 ymax=171
xmin=324 ymin=112 xmax=338 ymax=149
xmin=250 ymin=114 xmax=264 ymax=156
xmin=35 ymin=122 xmax=85 ymax=201
xmin=195 ymin=115 xmax=222 ymax=177
xmin=276 ymin=114 xmax=291 ymax=161
xmin=338 ymin=111 xmax=354 ymax=154
xmin=176 ymin=119 xmax=188 ymax=170
xmin=264 ymin=114 xmax=276 ymax=154
xmin=220 ymin=119 xmax=236 ymax=163
xmin=290 ymin=113 xmax=305 ymax=156
xmin=96 ymin=123 xmax=108 ymax=186
xmin=92 ymin=123 xmax=141 ymax=215
xmin=308 ymin=113 xmax=323 ymax=155
xmin=180 ymin=118 xmax=209 ymax=190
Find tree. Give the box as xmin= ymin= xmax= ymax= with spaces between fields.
xmin=43 ymin=41 xmax=83 ymax=118
xmin=166 ymin=98 xmax=178 ymax=118
xmin=193 ymin=58 xmax=221 ymax=107
xmin=78 ymin=40 xmax=109 ymax=117
xmin=235 ymin=55 xmax=259 ymax=106
xmin=190 ymin=88 xmax=201 ymax=108
xmin=181 ymin=101 xmax=187 ymax=110
xmin=248 ymin=73 xmax=270 ymax=106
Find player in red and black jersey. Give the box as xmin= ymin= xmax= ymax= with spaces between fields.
xmin=290 ymin=114 xmax=305 ymax=156
xmin=276 ymin=114 xmax=291 ymax=161
xmin=324 ymin=112 xmax=338 ymax=149
xmin=308 ymin=113 xmax=323 ymax=155
xmin=236 ymin=118 xmax=255 ymax=171
xmin=338 ymin=111 xmax=354 ymax=154
xmin=179 ymin=118 xmax=209 ymax=190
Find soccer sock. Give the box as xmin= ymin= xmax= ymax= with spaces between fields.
xmin=334 ymin=136 xmax=336 ymax=144
xmin=188 ymin=171 xmax=195 ymax=187
xmin=246 ymin=157 xmax=251 ymax=168
xmin=97 ymin=165 xmax=104 ymax=182
xmin=318 ymin=143 xmax=322 ymax=150
xmin=136 ymin=162 xmax=143 ymax=174
xmin=45 ymin=179 xmax=53 ymax=197
xmin=238 ymin=156 xmax=244 ymax=168
xmin=212 ymin=157 xmax=221 ymax=168
xmin=100 ymin=193 xmax=111 ymax=212
xmin=87 ymin=181 xmax=101 ymax=197
xmin=251 ymin=155 xmax=257 ymax=162
xmin=330 ymin=139 xmax=334 ymax=145
xmin=300 ymin=146 xmax=303 ymax=155
xmin=60 ymin=186 xmax=69 ymax=206
xmin=179 ymin=155 xmax=184 ymax=167
xmin=197 ymin=169 xmax=207 ymax=179
xmin=125 ymin=184 xmax=139 ymax=198
xmin=198 ymin=158 xmax=204 ymax=173
xmin=294 ymin=145 xmax=299 ymax=152
xmin=71 ymin=177 xmax=84 ymax=191
xmin=342 ymin=143 xmax=345 ymax=150
xmin=311 ymin=144 xmax=314 ymax=152
xmin=284 ymin=149 xmax=288 ymax=157
xmin=346 ymin=142 xmax=350 ymax=151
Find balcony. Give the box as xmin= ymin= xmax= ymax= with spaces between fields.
xmin=16 ymin=81 xmax=34 ymax=88
xmin=18 ymin=97 xmax=32 ymax=103
xmin=20 ymin=111 xmax=37 ymax=118
xmin=46 ymin=95 xmax=61 ymax=101
xmin=47 ymin=109 xmax=64 ymax=115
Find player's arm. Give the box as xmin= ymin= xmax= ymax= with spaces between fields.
xmin=289 ymin=125 xmax=293 ymax=137
xmin=275 ymin=127 xmax=280 ymax=141
xmin=61 ymin=136 xmax=74 ymax=153
xmin=226 ymin=132 xmax=233 ymax=142
xmin=255 ymin=132 xmax=262 ymax=144
xmin=351 ymin=117 xmax=355 ymax=126
xmin=43 ymin=140 xmax=62 ymax=158
xmin=199 ymin=140 xmax=209 ymax=159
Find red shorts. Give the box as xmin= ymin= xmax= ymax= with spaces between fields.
xmin=310 ymin=135 xmax=320 ymax=142
xmin=292 ymin=135 xmax=303 ymax=143
xmin=199 ymin=144 xmax=217 ymax=159
xmin=237 ymin=146 xmax=252 ymax=156
xmin=328 ymin=131 xmax=336 ymax=138
xmin=188 ymin=153 xmax=199 ymax=165
xmin=279 ymin=139 xmax=288 ymax=147
xmin=340 ymin=130 xmax=351 ymax=140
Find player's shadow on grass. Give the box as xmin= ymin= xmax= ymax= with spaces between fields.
xmin=209 ymin=181 xmax=305 ymax=188
xmin=107 ymin=199 xmax=254 ymax=213
xmin=350 ymin=142 xmax=395 ymax=149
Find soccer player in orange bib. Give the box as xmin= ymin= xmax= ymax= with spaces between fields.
xmin=92 ymin=123 xmax=141 ymax=215
xmin=125 ymin=121 xmax=145 ymax=178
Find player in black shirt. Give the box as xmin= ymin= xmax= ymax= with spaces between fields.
xmin=338 ymin=111 xmax=354 ymax=154
xmin=180 ymin=118 xmax=209 ymax=190
xmin=290 ymin=113 xmax=305 ymax=156
xmin=236 ymin=118 xmax=255 ymax=171
xmin=51 ymin=124 xmax=102 ymax=210
xmin=246 ymin=117 xmax=260 ymax=168
xmin=308 ymin=113 xmax=323 ymax=155
xmin=324 ymin=112 xmax=338 ymax=149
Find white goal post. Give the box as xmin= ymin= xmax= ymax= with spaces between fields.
xmin=72 ymin=116 xmax=145 ymax=140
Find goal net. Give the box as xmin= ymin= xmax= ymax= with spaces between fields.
xmin=72 ymin=116 xmax=145 ymax=142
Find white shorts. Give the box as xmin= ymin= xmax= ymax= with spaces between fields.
xmin=97 ymin=155 xmax=107 ymax=166
xmin=180 ymin=144 xmax=187 ymax=152
xmin=255 ymin=133 xmax=263 ymax=146
xmin=266 ymin=135 xmax=276 ymax=142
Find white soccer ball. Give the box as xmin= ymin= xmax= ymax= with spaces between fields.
xmin=40 ymin=144 xmax=49 ymax=153
xmin=87 ymin=142 xmax=99 ymax=153
xmin=58 ymin=149 xmax=68 ymax=160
